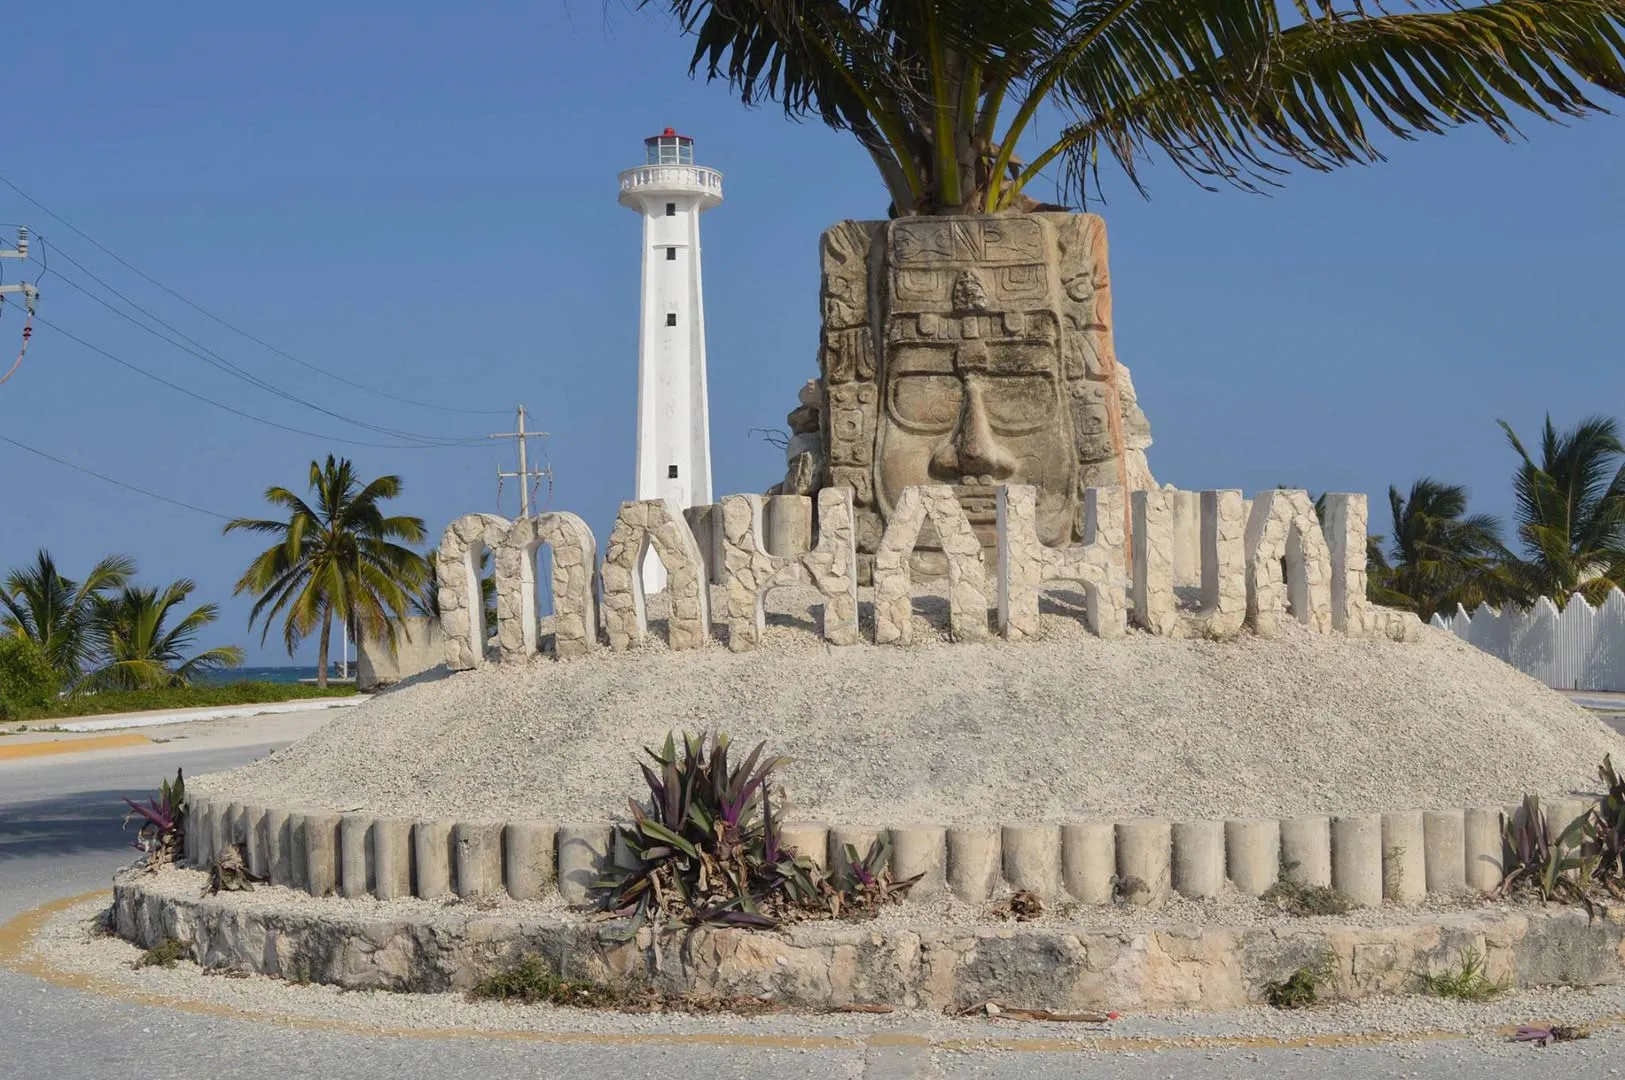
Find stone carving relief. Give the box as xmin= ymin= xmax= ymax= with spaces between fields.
xmin=997 ymin=485 xmax=1126 ymax=641
xmin=720 ymin=488 xmax=861 ymax=651
xmin=494 ymin=512 xmax=599 ymax=662
xmin=437 ymin=513 xmax=512 ymax=671
xmin=874 ymin=485 xmax=991 ymax=645
xmin=601 ymin=499 xmax=711 ymax=651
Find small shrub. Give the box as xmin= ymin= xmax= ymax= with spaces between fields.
xmin=1264 ymin=954 xmax=1336 ymax=1009
xmin=1419 ymin=948 xmax=1506 ymax=1002
xmin=1263 ymin=864 xmax=1351 ymax=917
xmin=1498 ymin=794 xmax=1594 ymax=905
xmin=122 ymin=768 xmax=186 ymax=869
xmin=470 ymin=956 xmax=625 ymax=1007
xmin=0 ymin=635 xmax=59 ymax=719
xmin=134 ymin=938 xmax=190 ymax=969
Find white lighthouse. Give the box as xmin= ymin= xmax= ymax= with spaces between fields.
xmin=619 ymin=128 xmax=723 ymax=593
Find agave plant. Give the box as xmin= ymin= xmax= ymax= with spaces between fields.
xmin=121 ymin=768 xmax=186 ymax=868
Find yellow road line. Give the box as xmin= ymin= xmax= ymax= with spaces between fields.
xmin=2 ymin=890 xmax=1620 ymax=1053
xmin=0 ymin=733 xmax=151 ymax=761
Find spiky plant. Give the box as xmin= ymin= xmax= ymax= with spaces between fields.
xmin=122 ymin=768 xmax=187 ymax=869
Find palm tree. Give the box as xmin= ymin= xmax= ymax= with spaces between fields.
xmin=1500 ymin=415 xmax=1625 ymax=603
xmin=1 ymin=550 xmax=135 ymax=680
xmin=86 ymin=581 xmax=245 ymax=690
xmin=648 ymin=0 xmax=1625 ymax=214
xmin=224 ymin=456 xmax=429 ymax=687
xmin=1379 ymin=478 xmax=1518 ymax=620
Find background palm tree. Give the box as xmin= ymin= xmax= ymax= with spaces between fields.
xmin=225 ymin=455 xmax=428 ymax=687
xmin=1500 ymin=415 xmax=1625 ymax=603
xmin=649 ymin=0 xmax=1625 ymax=214
xmin=86 ymin=580 xmax=244 ymax=690
xmin=1378 ymin=478 xmax=1518 ymax=620
xmin=0 ymin=550 xmax=135 ymax=681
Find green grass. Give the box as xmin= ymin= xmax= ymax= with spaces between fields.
xmin=4 ymin=681 xmax=356 ymax=723
xmin=133 ymin=938 xmax=190 ymax=969
xmin=1419 ymin=948 xmax=1506 ymax=1002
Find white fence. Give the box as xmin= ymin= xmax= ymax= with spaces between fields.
xmin=1430 ymin=588 xmax=1625 ymax=692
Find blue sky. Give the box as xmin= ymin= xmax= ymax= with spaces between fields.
xmin=2 ymin=4 xmax=1621 ymax=666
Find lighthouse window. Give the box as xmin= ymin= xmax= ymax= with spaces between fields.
xmin=668 ymin=465 xmax=679 ymax=479
xmin=665 ymin=202 xmax=677 ymax=217
xmin=666 ymin=247 xmax=677 ymax=260
xmin=666 ymin=313 xmax=678 ymax=326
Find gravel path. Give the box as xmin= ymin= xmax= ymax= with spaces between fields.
xmin=198 ymin=588 xmax=1625 ymax=823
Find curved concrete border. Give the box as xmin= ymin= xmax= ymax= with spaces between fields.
xmin=181 ymin=794 xmax=1597 ymax=912
xmin=113 ymin=876 xmax=1625 ymax=1012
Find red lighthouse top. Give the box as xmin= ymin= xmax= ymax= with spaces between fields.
xmin=645 ymin=128 xmax=695 ymax=165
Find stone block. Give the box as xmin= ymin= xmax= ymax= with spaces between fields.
xmin=1172 ymin=820 xmax=1224 ymax=900
xmin=1131 ymin=489 xmax=1178 ymax=636
xmin=1464 ymin=807 xmax=1505 ymax=894
xmin=435 ymin=512 xmax=511 ymax=669
xmin=1001 ymin=824 xmax=1062 ymax=900
xmin=1170 ymin=489 xmax=1202 ymax=588
xmin=602 ymin=499 xmax=711 ymax=652
xmin=889 ymin=826 xmax=947 ymax=900
xmin=997 ymin=485 xmax=1125 ymax=642
xmin=1225 ymin=818 xmax=1280 ymax=897
xmin=1423 ymin=809 xmax=1467 ymax=895
xmin=1323 ymin=493 xmax=1369 ymax=633
xmin=302 ymin=813 xmax=342 ymax=898
xmin=496 ymin=512 xmax=600 ymax=661
xmin=1244 ymin=489 xmax=1332 ymax=637
xmin=504 ymin=821 xmax=557 ymax=900
xmin=1280 ymin=816 xmax=1332 ymax=888
xmin=339 ymin=814 xmax=373 ymax=899
xmin=1331 ymin=815 xmax=1383 ymax=908
xmin=557 ymin=823 xmax=612 ymax=906
xmin=875 ymin=485 xmax=989 ymax=645
xmin=780 ymin=822 xmax=829 ymax=871
xmin=1381 ymin=811 xmax=1426 ymax=906
xmin=1115 ymin=819 xmax=1171 ymax=907
xmin=946 ymin=825 xmax=1001 ymax=903
xmin=764 ymin=494 xmax=814 ymax=557
xmin=720 ymin=489 xmax=859 ymax=651
xmin=454 ymin=822 xmax=505 ymax=899
xmin=413 ymin=819 xmax=456 ymax=899
xmin=683 ymin=505 xmax=722 ymax=586
xmin=1061 ymin=821 xmax=1115 ymax=905
xmin=372 ymin=817 xmax=413 ymax=900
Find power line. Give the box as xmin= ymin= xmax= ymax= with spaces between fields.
xmin=0 ymin=172 xmax=509 ymax=417
xmin=0 ymin=431 xmax=236 ymax=522
xmin=27 ymin=313 xmax=482 ymax=451
xmin=30 ymin=250 xmax=487 ymax=448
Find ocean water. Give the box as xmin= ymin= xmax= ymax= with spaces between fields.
xmin=195 ymin=666 xmax=336 ymax=686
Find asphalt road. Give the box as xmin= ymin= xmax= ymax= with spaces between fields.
xmin=3 ymin=729 xmax=1622 ymax=1079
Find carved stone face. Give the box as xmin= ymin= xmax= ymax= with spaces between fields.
xmin=875 ymin=218 xmax=1077 ymax=547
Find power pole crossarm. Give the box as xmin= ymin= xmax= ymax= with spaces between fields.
xmin=489 ymin=404 xmax=553 ymax=517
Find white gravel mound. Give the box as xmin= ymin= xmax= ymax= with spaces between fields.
xmin=204 ymin=588 xmax=1625 ymax=823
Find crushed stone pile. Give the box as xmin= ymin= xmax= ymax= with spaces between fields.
xmin=202 ymin=587 xmax=1625 ymax=823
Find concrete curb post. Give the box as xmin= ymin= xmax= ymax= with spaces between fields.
xmin=1545 ymin=797 xmax=1593 ymax=847
xmin=1061 ymin=821 xmax=1115 ymax=904
xmin=889 ymin=826 xmax=947 ymax=900
xmin=1331 ymin=815 xmax=1383 ymax=908
xmin=181 ymin=795 xmax=200 ymax=866
xmin=1172 ymin=820 xmax=1224 ymax=900
xmin=946 ymin=826 xmax=1001 ymax=903
xmin=1115 ymin=819 xmax=1172 ymax=907
xmin=195 ymin=800 xmax=219 ymax=866
xmin=1463 ymin=807 xmax=1505 ymax=893
xmin=1422 ymin=809 xmax=1466 ymax=895
xmin=242 ymin=805 xmax=268 ymax=880
xmin=1001 ymin=824 xmax=1063 ymax=899
xmin=1224 ymin=819 xmax=1280 ymax=897
xmin=339 ymin=815 xmax=373 ymax=899
xmin=504 ymin=821 xmax=557 ymax=900
xmin=265 ymin=808 xmax=293 ymax=887
xmin=780 ymin=823 xmax=829 ymax=871
xmin=372 ymin=817 xmax=414 ymax=900
xmin=412 ymin=819 xmax=455 ymax=899
xmin=302 ymin=813 xmax=342 ymax=897
xmin=556 ymin=823 xmax=613 ymax=906
xmin=454 ymin=822 xmax=505 ymax=898
xmin=1381 ymin=811 xmax=1426 ymax=906
xmin=1280 ymin=816 xmax=1332 ymax=887
xmin=224 ymin=803 xmax=245 ymax=853
xmin=287 ymin=812 xmax=309 ymax=892
xmin=829 ymin=825 xmax=884 ymax=882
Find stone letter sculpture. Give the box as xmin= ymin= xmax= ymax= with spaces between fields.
xmin=1244 ymin=490 xmax=1333 ymax=638
xmin=874 ymin=484 xmax=990 ymax=645
xmin=719 ymin=488 xmax=860 ymax=651
xmin=494 ymin=512 xmax=599 ymax=661
xmin=437 ymin=513 xmax=512 ymax=671
xmin=997 ymin=484 xmax=1126 ymax=640
xmin=1131 ymin=489 xmax=1247 ymax=638
xmin=601 ymin=498 xmax=711 ymax=651
xmin=816 ymin=214 xmax=1155 ymax=576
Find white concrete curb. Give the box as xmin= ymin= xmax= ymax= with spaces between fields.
xmin=55 ymin=696 xmax=365 ymax=733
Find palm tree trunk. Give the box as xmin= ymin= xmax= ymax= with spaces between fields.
xmin=316 ymin=607 xmax=332 ymax=689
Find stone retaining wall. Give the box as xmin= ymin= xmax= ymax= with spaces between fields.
xmin=181 ymin=794 xmax=1599 ymax=911
xmin=112 ymin=876 xmax=1625 ymax=1010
